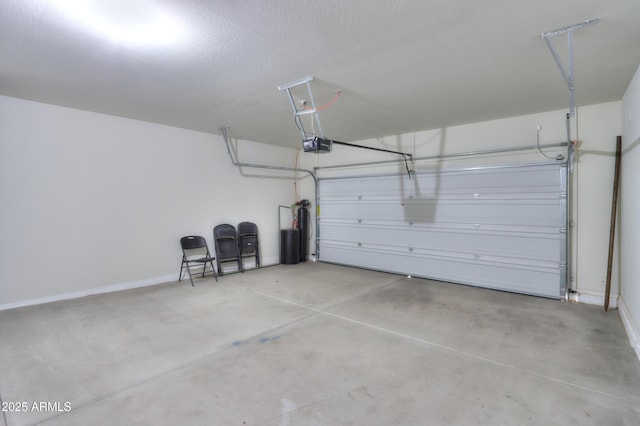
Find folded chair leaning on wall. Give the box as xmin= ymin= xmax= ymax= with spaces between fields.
xmin=213 ymin=224 xmax=242 ymax=276
xmin=238 ymin=221 xmax=260 ymax=269
xmin=179 ymin=236 xmax=218 ymax=286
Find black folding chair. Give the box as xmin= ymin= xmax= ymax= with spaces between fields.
xmin=179 ymin=236 xmax=218 ymax=286
xmin=238 ymin=221 xmax=260 ymax=269
xmin=213 ymin=224 xmax=242 ymax=276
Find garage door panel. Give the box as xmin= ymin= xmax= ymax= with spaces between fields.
xmin=319 ymin=223 xmax=562 ymax=261
xmin=321 ymin=200 xmax=562 ymax=226
xmin=321 ymin=167 xmax=562 ymax=196
xmin=320 ymin=245 xmax=563 ymax=299
xmin=318 ymin=163 xmax=567 ymax=298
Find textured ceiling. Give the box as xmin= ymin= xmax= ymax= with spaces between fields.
xmin=1 ymin=0 xmax=639 ymax=148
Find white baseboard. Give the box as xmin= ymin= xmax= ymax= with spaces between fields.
xmin=261 ymin=256 xmax=280 ymax=266
xmin=0 ymin=274 xmax=178 ymax=312
xmin=569 ymin=289 xmax=618 ymax=308
xmin=619 ymin=297 xmax=640 ymax=362
xmin=0 ymin=257 xmax=284 ymax=312
xmin=241 ymin=256 xmax=279 ymax=268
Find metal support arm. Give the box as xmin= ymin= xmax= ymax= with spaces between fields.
xmin=541 ymin=17 xmax=600 ymax=111
xmin=332 ymin=140 xmax=413 ymax=177
xmin=541 ymin=17 xmax=599 ymax=143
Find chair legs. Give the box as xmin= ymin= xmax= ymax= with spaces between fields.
xmin=179 ymin=258 xmax=218 ymax=286
xmin=179 ymin=256 xmax=196 ymax=286
xmin=210 ymin=260 xmax=218 ymax=282
xmin=185 ymin=263 xmax=196 ymax=287
xmin=179 ymin=260 xmax=185 ymax=283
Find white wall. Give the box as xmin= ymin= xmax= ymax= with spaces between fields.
xmin=0 ymin=96 xmax=299 ymax=309
xmin=0 ymin=93 xmax=629 ymax=318
xmin=299 ymin=101 xmax=622 ymax=303
xmin=620 ymin=64 xmax=640 ymax=359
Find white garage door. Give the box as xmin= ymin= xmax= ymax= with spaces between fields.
xmin=318 ymin=162 xmax=568 ymax=299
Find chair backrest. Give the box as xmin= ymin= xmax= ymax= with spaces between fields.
xmin=181 ymin=235 xmax=208 ymax=250
xmin=214 ymin=224 xmax=237 ymax=240
xmin=180 ymin=235 xmax=211 ymax=260
xmin=238 ymin=221 xmax=258 ymax=236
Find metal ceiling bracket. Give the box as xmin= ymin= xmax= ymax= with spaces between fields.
xmin=278 ymin=76 xmax=414 ymax=178
xmin=541 ymin=18 xmax=600 ymax=118
xmin=278 ymin=75 xmax=325 ymax=139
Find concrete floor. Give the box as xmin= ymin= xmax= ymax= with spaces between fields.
xmin=1 ymin=262 xmax=639 ymax=426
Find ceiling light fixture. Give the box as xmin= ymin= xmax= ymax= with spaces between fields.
xmin=51 ymin=0 xmax=186 ymax=48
